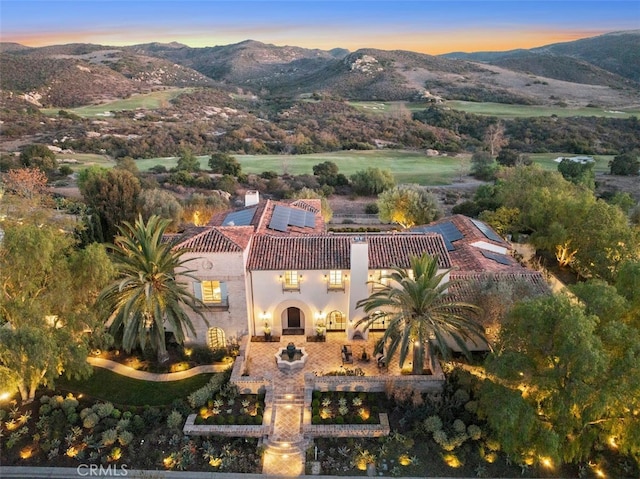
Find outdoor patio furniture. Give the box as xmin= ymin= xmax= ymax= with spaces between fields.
xmin=341 ymin=345 xmax=353 ymax=364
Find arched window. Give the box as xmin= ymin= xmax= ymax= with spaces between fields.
xmin=369 ymin=311 xmax=388 ymax=331
xmin=207 ymin=327 xmax=226 ymax=349
xmin=326 ymin=310 xmax=346 ymax=331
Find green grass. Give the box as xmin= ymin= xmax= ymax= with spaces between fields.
xmin=41 ymin=88 xmax=194 ymax=117
xmin=348 ymin=100 xmax=640 ymax=118
xmin=137 ymin=150 xmax=470 ymax=186
xmin=67 ymin=149 xmax=613 ymax=187
xmin=56 ymin=368 xmax=214 ymax=407
xmin=56 ymin=153 xmax=114 ymax=170
xmin=444 ymin=101 xmax=640 ymax=119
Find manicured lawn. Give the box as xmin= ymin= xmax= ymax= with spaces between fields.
xmin=137 ymin=150 xmax=470 ymax=186
xmin=42 ymin=88 xmax=194 ymax=117
xmin=348 ymin=100 xmax=640 ymax=118
xmin=57 ymin=367 xmax=214 ymax=406
xmin=444 ymin=100 xmax=640 ymax=118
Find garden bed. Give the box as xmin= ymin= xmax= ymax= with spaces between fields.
xmin=92 ymin=343 xmax=235 ymax=373
xmin=194 ymin=393 xmax=265 ymax=426
xmin=311 ymin=391 xmax=383 ymax=424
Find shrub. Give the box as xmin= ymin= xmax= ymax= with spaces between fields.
xmin=453 ymin=419 xmax=466 ymax=434
xmin=423 ymin=415 xmax=443 ymax=433
xmin=467 ymin=424 xmax=482 ymax=441
xmin=335 ymin=416 xmax=345 ymax=425
xmin=364 ymin=203 xmax=379 ymax=214
xmin=118 ymin=430 xmax=134 ymax=446
xmin=83 ymin=413 xmax=100 ymax=429
xmin=67 ymin=413 xmax=79 ymax=425
xmin=167 ymin=410 xmax=184 ymax=431
xmin=39 ymin=404 xmax=52 ymax=416
xmin=62 ymin=397 xmax=79 ymax=413
xmin=101 ymin=428 xmax=118 ymax=447
xmin=254 ymin=415 xmax=263 ymax=425
xmin=94 ymin=402 xmax=114 ymax=419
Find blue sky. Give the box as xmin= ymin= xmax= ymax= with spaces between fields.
xmin=1 ymin=1 xmax=638 ymax=54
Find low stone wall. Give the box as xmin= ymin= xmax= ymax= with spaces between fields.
xmin=183 ymin=414 xmax=269 ymax=437
xmin=305 ymin=372 xmax=445 ymax=394
xmin=303 ymin=413 xmax=389 ymax=438
xmin=230 ymin=336 xmax=269 ymax=394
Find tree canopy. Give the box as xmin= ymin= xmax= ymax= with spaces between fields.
xmin=350 ymin=167 xmax=395 ymax=195
xmin=0 ymin=216 xmax=114 ymax=403
xmin=377 ymin=184 xmax=442 ymax=228
xmin=208 ymin=152 xmax=241 ymax=176
xmin=99 ymin=215 xmax=206 ymax=362
xmin=356 ymin=253 xmax=484 ymax=373
xmin=78 ymin=167 xmax=142 ymax=242
xmin=480 ymin=293 xmax=640 ymax=464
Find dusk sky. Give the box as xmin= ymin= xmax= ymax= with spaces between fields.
xmin=1 ymin=1 xmax=638 ymax=54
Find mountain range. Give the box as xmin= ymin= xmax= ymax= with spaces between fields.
xmin=1 ymin=30 xmax=639 ymax=108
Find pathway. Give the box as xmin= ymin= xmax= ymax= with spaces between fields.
xmin=87 ymin=357 xmax=229 ymax=381
xmin=247 ymin=333 xmax=400 ymax=476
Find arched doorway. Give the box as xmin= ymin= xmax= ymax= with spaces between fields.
xmin=326 ymin=310 xmax=346 ymax=331
xmin=282 ymin=306 xmax=305 ymax=334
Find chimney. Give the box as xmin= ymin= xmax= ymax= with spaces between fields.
xmin=348 ymin=237 xmax=369 ymax=338
xmin=245 ymin=190 xmax=259 ymax=207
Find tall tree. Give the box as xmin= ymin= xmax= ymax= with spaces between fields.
xmin=138 ymin=188 xmax=183 ymax=231
xmin=470 ymin=150 xmax=497 ymax=181
xmin=19 ymin=143 xmax=57 ymax=172
xmin=557 ymin=158 xmax=595 ymax=189
xmin=481 ymin=294 xmax=640 ymax=464
xmin=79 ymin=167 xmax=142 ymax=242
xmin=350 ymin=167 xmax=395 ymax=195
xmin=355 ymin=253 xmax=484 ymax=373
xmin=208 ymin=152 xmax=241 ymax=176
xmin=377 ymin=184 xmax=442 ymax=228
xmin=99 ymin=215 xmax=206 ymax=362
xmin=176 ymin=148 xmax=201 ymax=172
xmin=609 ymin=151 xmax=640 ymax=176
xmin=0 ymin=217 xmax=114 ymax=403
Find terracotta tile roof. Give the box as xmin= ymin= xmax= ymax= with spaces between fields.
xmin=448 ymin=271 xmax=550 ymax=300
xmin=368 ymin=234 xmax=451 ymax=269
xmin=246 ymin=233 xmax=451 ymax=271
xmin=247 ymin=235 xmax=349 ymax=270
xmin=175 ymin=226 xmax=254 ymax=253
xmin=411 ymin=215 xmax=517 ymax=273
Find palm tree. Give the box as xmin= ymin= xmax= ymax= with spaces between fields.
xmin=99 ymin=215 xmax=206 ymax=362
xmin=356 ymin=253 xmax=485 ymax=374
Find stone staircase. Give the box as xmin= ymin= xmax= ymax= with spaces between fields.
xmin=261 ymin=385 xmax=308 ymax=476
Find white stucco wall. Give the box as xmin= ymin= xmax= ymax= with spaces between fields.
xmin=248 ymin=269 xmax=352 ymax=337
xmin=177 ymin=251 xmax=249 ymax=346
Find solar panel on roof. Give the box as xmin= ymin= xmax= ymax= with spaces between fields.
xmin=304 ymin=211 xmax=316 ymax=227
xmin=470 ymin=218 xmax=503 ymax=242
xmin=416 ymin=221 xmax=462 ymax=251
xmin=269 ymin=205 xmax=290 ymax=232
xmin=481 ymin=250 xmax=513 ymax=265
xmin=288 ymin=208 xmax=307 ymax=227
xmin=222 ymin=207 xmax=257 ymax=226
xmin=438 ymin=221 xmax=464 ymax=242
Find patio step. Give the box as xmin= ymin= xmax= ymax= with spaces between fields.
xmin=273 ymin=394 xmax=304 ymax=405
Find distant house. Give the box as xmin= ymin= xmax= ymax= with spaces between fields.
xmin=170 ymin=192 xmax=547 ymax=351
xmin=553 ymin=156 xmax=595 ymax=164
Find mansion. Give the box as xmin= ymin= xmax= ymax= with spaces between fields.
xmin=172 ymin=191 xmax=548 ymax=350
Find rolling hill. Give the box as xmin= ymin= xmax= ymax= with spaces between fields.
xmin=1 ymin=31 xmax=639 ymax=108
